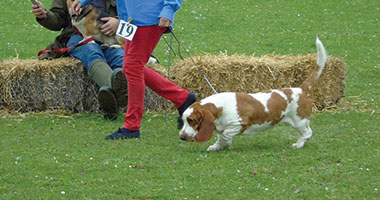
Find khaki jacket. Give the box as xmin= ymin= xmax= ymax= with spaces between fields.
xmin=37 ymin=0 xmax=117 ymax=59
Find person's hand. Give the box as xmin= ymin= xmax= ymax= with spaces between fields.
xmin=158 ymin=18 xmax=171 ymax=28
xmin=100 ymin=17 xmax=119 ymax=36
xmin=71 ymin=0 xmax=82 ymax=15
xmin=31 ymin=0 xmax=47 ymax=19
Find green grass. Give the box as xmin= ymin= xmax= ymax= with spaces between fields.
xmin=1 ymin=112 xmax=379 ymax=199
xmin=1 ymin=0 xmax=379 ymax=199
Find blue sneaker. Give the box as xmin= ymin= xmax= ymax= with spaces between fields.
xmin=105 ymin=128 xmax=140 ymax=140
xmin=177 ymin=92 xmax=197 ymax=129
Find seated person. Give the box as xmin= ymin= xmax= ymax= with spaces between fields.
xmin=32 ymin=0 xmax=155 ymax=120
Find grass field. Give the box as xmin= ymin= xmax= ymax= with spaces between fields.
xmin=1 ymin=0 xmax=379 ymax=199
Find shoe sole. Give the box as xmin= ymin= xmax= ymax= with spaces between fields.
xmin=105 ymin=134 xmax=140 ymax=140
xmin=98 ymin=87 xmax=119 ymax=120
xmin=105 ymin=130 xmax=140 ymax=140
xmin=111 ymin=69 xmax=128 ymax=108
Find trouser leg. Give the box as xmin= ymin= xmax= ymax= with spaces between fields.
xmin=122 ymin=26 xmax=189 ymax=130
xmin=144 ymin=67 xmax=188 ymax=107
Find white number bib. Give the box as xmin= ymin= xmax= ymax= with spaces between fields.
xmin=116 ymin=19 xmax=138 ymax=41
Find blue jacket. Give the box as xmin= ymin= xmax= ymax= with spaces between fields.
xmin=79 ymin=0 xmax=183 ymax=26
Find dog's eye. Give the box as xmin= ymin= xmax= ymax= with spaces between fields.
xmin=187 ymin=119 xmax=194 ymax=124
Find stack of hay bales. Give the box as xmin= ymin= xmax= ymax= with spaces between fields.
xmin=0 ymin=53 xmax=346 ymax=113
xmin=0 ymin=58 xmax=166 ymax=113
xmin=170 ymin=54 xmax=346 ymax=110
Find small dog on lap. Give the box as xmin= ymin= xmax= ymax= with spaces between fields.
xmin=66 ymin=0 xmax=125 ymax=49
xmin=66 ymin=0 xmax=158 ymax=64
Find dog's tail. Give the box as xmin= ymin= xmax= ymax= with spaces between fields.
xmin=300 ymin=37 xmax=327 ymax=93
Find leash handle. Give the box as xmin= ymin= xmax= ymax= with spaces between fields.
xmin=168 ymin=27 xmax=218 ymax=94
xmin=37 ymin=37 xmax=94 ymax=59
xmin=38 ymin=26 xmax=90 ymax=59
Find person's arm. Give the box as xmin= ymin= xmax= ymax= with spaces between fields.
xmin=158 ymin=0 xmax=183 ymax=25
xmin=32 ymin=0 xmax=70 ymax=31
xmin=79 ymin=0 xmax=92 ymax=6
xmin=31 ymin=0 xmax=47 ymax=19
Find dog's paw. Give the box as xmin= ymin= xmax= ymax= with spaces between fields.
xmin=207 ymin=145 xmax=218 ymax=151
xmin=291 ymin=142 xmax=305 ymax=149
xmin=80 ymin=38 xmax=96 ymax=44
xmin=207 ymin=144 xmax=225 ymax=151
xmin=100 ymin=44 xmax=111 ymax=49
xmin=109 ymin=44 xmax=122 ymax=49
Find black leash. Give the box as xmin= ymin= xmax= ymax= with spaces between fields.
xmin=163 ymin=27 xmax=218 ymax=94
xmin=164 ymin=29 xmax=174 ymax=122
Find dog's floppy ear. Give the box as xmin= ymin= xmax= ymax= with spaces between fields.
xmin=194 ymin=109 xmax=215 ymax=142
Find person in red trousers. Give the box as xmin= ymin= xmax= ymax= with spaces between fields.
xmin=72 ymin=0 xmax=197 ymax=139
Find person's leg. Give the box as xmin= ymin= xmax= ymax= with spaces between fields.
xmin=103 ymin=47 xmax=128 ymax=107
xmin=144 ymin=67 xmax=197 ymax=129
xmin=103 ymin=47 xmax=124 ymax=70
xmin=122 ymin=26 xmax=165 ymax=131
xmin=67 ymin=34 xmax=119 ymax=120
xmin=105 ymin=26 xmax=196 ymax=139
xmin=67 ymin=34 xmax=108 ymax=69
xmin=103 ymin=47 xmax=163 ymax=108
xmin=144 ymin=67 xmax=188 ymax=107
xmin=106 ymin=26 xmax=165 ymax=140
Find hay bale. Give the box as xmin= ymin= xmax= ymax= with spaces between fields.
xmin=170 ymin=53 xmax=346 ymax=110
xmin=0 ymin=58 xmax=166 ymax=113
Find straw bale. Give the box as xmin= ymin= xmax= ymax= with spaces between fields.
xmin=0 ymin=58 xmax=166 ymax=113
xmin=170 ymin=53 xmax=346 ymax=110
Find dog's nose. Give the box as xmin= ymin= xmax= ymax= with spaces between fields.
xmin=179 ymin=135 xmax=186 ymax=141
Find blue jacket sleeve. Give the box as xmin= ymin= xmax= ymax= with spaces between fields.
xmin=159 ymin=0 xmax=183 ymax=23
xmin=79 ymin=0 xmax=91 ymax=8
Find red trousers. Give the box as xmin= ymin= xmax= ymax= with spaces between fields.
xmin=122 ymin=25 xmax=189 ymax=130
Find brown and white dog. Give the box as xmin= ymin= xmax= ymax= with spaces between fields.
xmin=66 ymin=0 xmax=125 ymax=49
xmin=179 ymin=38 xmax=327 ymax=151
